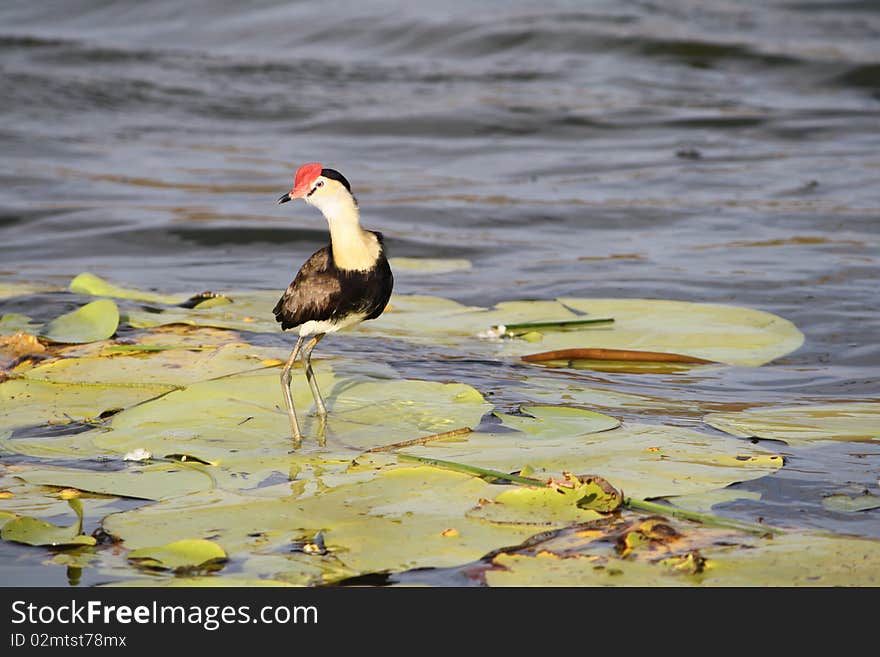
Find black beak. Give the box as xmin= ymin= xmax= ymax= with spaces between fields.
xmin=277 ymin=193 xmax=291 ymax=205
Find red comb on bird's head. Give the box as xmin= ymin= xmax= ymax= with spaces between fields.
xmin=291 ymin=162 xmax=323 ymax=198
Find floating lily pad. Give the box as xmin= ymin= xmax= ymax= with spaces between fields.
xmin=21 ymin=342 xmax=280 ymax=387
xmin=0 ymin=510 xmax=17 ymax=529
xmin=103 ymin=467 xmax=536 ymax=579
xmin=88 ymin=366 xmax=490 ymax=463
xmin=700 ymin=533 xmax=880 ymax=586
xmin=468 ymin=474 xmax=620 ymax=527
xmin=405 ymin=420 xmax=783 ymax=499
xmin=126 ymin=292 xmax=802 ymax=368
xmin=821 ymin=493 xmax=880 ymax=513
xmin=705 ymin=402 xmax=880 ymax=446
xmin=1 ymin=497 xmax=96 ymax=547
xmin=363 ymin=295 xmax=804 ymax=367
xmin=487 ymin=522 xmax=880 ymax=587
xmin=16 ymin=463 xmax=212 ymax=500
xmin=0 ymin=314 xmax=41 ymax=336
xmin=0 ymin=378 xmax=174 ymax=434
xmin=40 ymin=299 xmax=119 ymax=344
xmin=664 ymin=488 xmax=762 ymax=514
xmin=128 ymin=539 xmax=227 ymax=570
xmin=103 ymin=576 xmax=298 ymax=587
xmin=487 ymin=551 xmax=696 ymax=586
xmin=127 ymin=289 xmax=283 ymax=333
xmin=496 ymin=405 xmax=620 ymax=438
xmin=69 ymin=272 xmax=182 ymax=305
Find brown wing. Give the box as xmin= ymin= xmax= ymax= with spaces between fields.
xmin=273 ymin=246 xmax=342 ymax=331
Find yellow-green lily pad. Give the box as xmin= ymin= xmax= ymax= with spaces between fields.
xmin=705 ymin=402 xmax=880 ymax=446
xmin=103 ymin=467 xmax=536 ymax=579
xmin=404 ymin=420 xmax=783 ymax=499
xmin=821 ymin=493 xmax=880 ymax=513
xmin=701 ymin=532 xmax=880 ymax=586
xmin=40 ymin=299 xmax=119 ymax=344
xmin=496 ymin=405 xmax=620 ymax=437
xmin=69 ymin=272 xmax=182 ymax=305
xmin=468 ymin=474 xmax=620 ymax=527
xmin=361 ymin=295 xmax=804 ymax=367
xmin=126 ymin=292 xmax=802 ymax=368
xmin=0 ymin=314 xmax=41 ymax=335
xmin=0 ymin=378 xmax=175 ymax=434
xmin=1 ymin=497 xmax=96 ymax=547
xmin=16 ymin=463 xmax=212 ymax=501
xmin=103 ymin=576 xmax=297 ymax=587
xmin=128 ymin=539 xmax=227 ymax=570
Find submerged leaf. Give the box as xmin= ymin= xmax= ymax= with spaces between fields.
xmin=40 ymin=299 xmax=119 ymax=344
xmin=128 ymin=539 xmax=227 ymax=570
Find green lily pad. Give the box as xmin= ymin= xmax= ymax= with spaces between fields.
xmin=40 ymin=299 xmax=119 ymax=344
xmin=126 ymin=292 xmax=802 ymax=368
xmin=21 ymin=342 xmax=281 ymax=387
xmin=404 ymin=419 xmax=783 ymax=499
xmin=128 ymin=539 xmax=227 ymax=570
xmin=488 ymin=551 xmax=698 ymax=586
xmin=0 ymin=314 xmax=41 ymax=335
xmin=362 ymin=295 xmax=804 ymax=367
xmin=0 ymin=510 xmax=17 ymax=529
xmin=1 ymin=497 xmax=96 ymax=547
xmin=821 ymin=493 xmax=880 ymax=513
xmin=705 ymin=402 xmax=880 ymax=446
xmin=16 ymin=463 xmax=212 ymax=501
xmin=127 ymin=289 xmax=283 ymax=333
xmin=87 ymin=366 xmax=490 ymax=462
xmin=664 ymin=488 xmax=762 ymax=514
xmin=487 ymin=528 xmax=880 ymax=587
xmin=468 ymin=475 xmax=619 ymax=527
xmin=496 ymin=405 xmax=620 ymax=437
xmin=69 ymin=272 xmax=182 ymax=305
xmin=103 ymin=576 xmax=297 ymax=587
xmin=0 ymin=378 xmax=175 ymax=434
xmin=701 ymin=533 xmax=880 ymax=586
xmin=103 ymin=466 xmax=536 ymax=579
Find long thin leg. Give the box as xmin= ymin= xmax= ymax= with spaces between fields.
xmin=301 ymin=333 xmax=327 ymax=417
xmin=280 ymin=336 xmax=305 ymax=443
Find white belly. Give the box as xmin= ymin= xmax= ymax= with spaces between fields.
xmin=298 ymin=313 xmax=367 ymax=337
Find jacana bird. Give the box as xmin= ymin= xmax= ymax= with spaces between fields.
xmin=274 ymin=162 xmax=393 ymax=442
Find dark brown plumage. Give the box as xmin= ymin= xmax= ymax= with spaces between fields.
xmin=273 ymin=232 xmax=393 ymax=332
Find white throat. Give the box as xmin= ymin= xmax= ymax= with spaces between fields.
xmin=308 ymin=189 xmax=380 ymax=271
